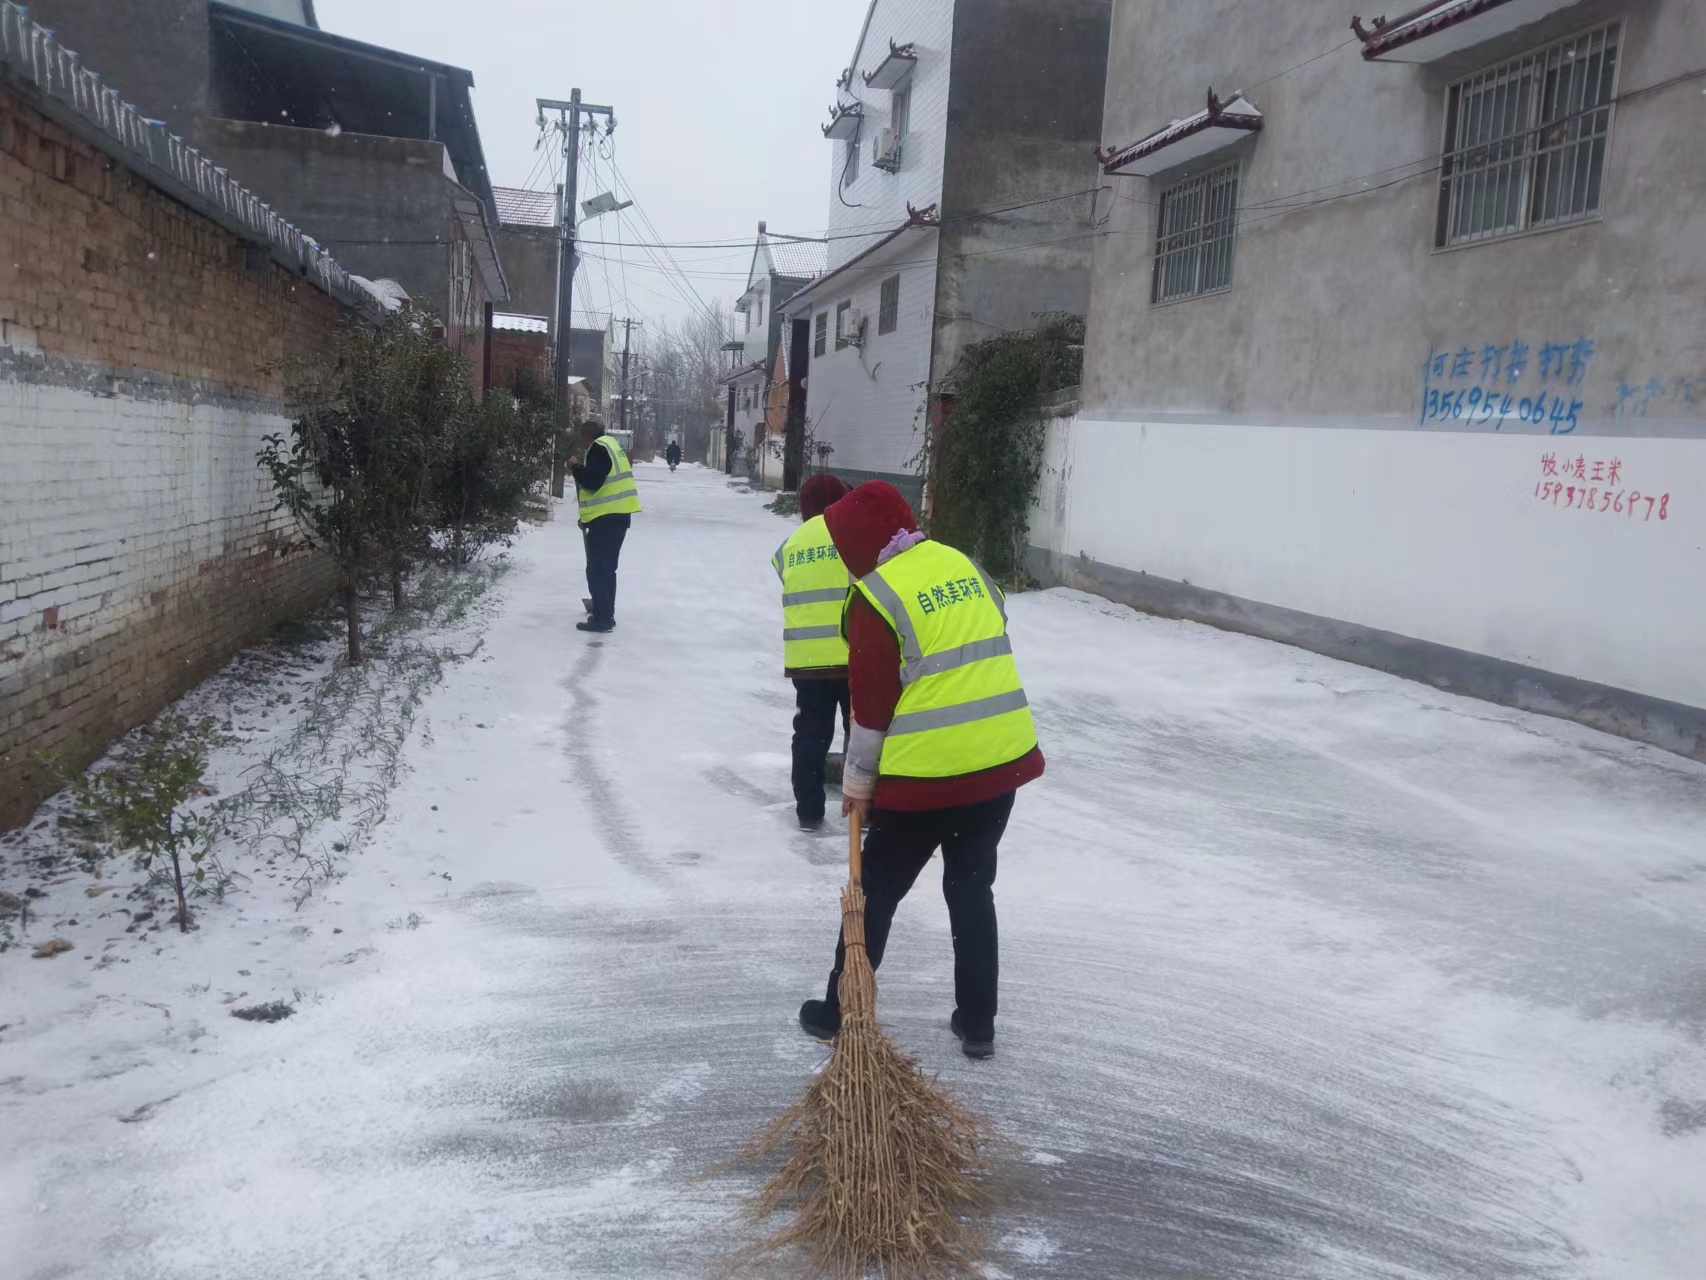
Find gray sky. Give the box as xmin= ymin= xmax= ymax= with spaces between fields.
xmin=320 ymin=0 xmax=863 ymax=333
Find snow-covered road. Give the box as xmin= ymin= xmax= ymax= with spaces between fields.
xmin=5 ymin=461 xmax=1705 ymax=1279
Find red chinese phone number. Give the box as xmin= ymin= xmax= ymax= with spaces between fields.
xmin=1535 ymin=481 xmax=1670 ymax=521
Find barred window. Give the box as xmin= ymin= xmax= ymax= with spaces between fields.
xmin=814 ymin=311 xmax=827 ymax=357
xmin=835 ymin=299 xmax=852 ymax=349
xmin=878 ymin=274 xmax=900 ymax=335
xmin=1437 ymin=23 xmax=1618 ymax=248
xmin=1151 ymin=162 xmax=1239 ymax=304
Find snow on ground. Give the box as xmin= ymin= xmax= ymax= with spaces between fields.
xmin=3 ymin=460 xmax=1704 ymax=1280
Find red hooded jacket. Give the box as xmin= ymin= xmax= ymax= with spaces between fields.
xmin=823 ymin=482 xmax=1044 ymax=812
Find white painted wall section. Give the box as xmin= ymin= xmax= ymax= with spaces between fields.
xmin=1032 ymin=417 xmax=1706 ymax=709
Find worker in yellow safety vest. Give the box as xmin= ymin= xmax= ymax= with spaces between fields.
xmin=772 ymin=473 xmax=853 ymax=829
xmin=570 ymin=422 xmax=641 ymax=633
xmin=796 ymin=480 xmax=1044 ymax=1060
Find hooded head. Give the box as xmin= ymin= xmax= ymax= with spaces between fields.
xmin=823 ymin=481 xmax=918 ymax=579
xmin=797 ymin=472 xmax=851 ymax=521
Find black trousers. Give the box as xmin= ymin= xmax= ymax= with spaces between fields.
xmin=826 ymin=791 xmax=1014 ymax=1040
xmin=583 ymin=514 xmax=629 ymax=623
xmin=791 ymin=678 xmax=849 ymax=822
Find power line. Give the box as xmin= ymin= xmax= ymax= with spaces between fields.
xmin=606 ymin=151 xmax=724 ymax=328
xmin=1247 ymin=36 xmax=1359 ymax=92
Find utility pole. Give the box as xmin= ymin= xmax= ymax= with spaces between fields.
xmin=616 ymin=317 xmax=640 ymax=440
xmin=536 ymin=90 xmax=615 ymax=414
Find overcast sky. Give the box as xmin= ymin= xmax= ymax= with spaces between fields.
xmin=320 ymin=0 xmax=864 ymax=334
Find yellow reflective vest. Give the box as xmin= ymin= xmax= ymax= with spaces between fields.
xmin=773 ymin=514 xmax=851 ymax=671
xmin=847 ymin=540 xmax=1036 ymax=779
xmin=576 ymin=435 xmax=642 ymax=523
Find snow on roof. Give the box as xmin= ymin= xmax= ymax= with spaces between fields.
xmin=1100 ymin=92 xmax=1263 ymax=177
xmin=768 ymin=237 xmax=828 ymax=281
xmin=349 ymin=276 xmax=410 ymax=312
xmin=492 ymin=313 xmax=549 ymax=333
xmin=492 ymin=186 xmax=557 ymax=229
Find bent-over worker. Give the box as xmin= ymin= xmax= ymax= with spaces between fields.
xmin=797 ymin=481 xmax=1044 ymax=1059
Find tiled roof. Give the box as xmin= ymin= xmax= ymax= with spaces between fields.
xmin=493 ymin=186 xmax=557 ymax=228
xmin=768 ymin=237 xmax=828 ymax=281
xmin=493 ymin=313 xmax=549 ymax=333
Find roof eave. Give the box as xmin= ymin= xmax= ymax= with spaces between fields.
xmin=1099 ymin=89 xmax=1263 ymax=176
xmin=779 ymin=210 xmax=939 ymax=312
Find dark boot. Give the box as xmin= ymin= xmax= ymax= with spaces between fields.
xmin=951 ymin=1009 xmax=994 ymax=1059
xmin=799 ymin=998 xmax=840 ymax=1040
xmin=576 ymin=618 xmax=615 ymax=633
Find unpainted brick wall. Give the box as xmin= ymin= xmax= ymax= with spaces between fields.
xmin=489 ymin=327 xmax=550 ymax=392
xmin=0 ymin=83 xmax=344 ymax=828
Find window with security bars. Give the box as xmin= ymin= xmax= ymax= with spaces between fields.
xmin=878 ymin=274 xmax=900 ymax=334
xmin=1151 ymin=162 xmax=1240 ymax=304
xmin=814 ymin=311 xmax=827 ymax=357
xmin=1436 ymin=23 xmax=1619 ymax=248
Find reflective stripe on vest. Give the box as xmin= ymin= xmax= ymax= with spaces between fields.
xmin=576 ymin=436 xmax=642 ymax=522
xmin=775 ymin=514 xmax=851 ymax=670
xmin=850 ymin=540 xmax=1037 ymax=779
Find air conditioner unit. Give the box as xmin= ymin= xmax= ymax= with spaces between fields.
xmin=872 ymin=127 xmax=901 ymax=171
xmin=842 ymin=308 xmax=867 ymax=345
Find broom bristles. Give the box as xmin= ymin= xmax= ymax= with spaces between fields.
xmin=736 ymin=882 xmax=990 ymax=1278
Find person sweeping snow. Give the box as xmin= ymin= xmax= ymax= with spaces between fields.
xmin=737 ymin=481 xmax=1043 ymax=1277
xmin=772 ymin=473 xmax=853 ymax=830
xmin=797 ymin=481 xmax=1044 ymax=1060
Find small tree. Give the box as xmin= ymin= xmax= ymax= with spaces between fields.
xmin=69 ymin=716 xmax=212 ymax=933
xmin=260 ymin=309 xmax=468 ymax=660
xmin=432 ymin=366 xmax=555 ymax=565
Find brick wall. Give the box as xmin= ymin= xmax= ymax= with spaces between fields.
xmin=0 ymin=80 xmax=344 ymax=829
xmin=489 ymin=328 xmax=550 ymax=392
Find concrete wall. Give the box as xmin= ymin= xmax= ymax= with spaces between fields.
xmin=496 ymin=224 xmax=558 ymax=327
xmin=0 ymin=81 xmax=343 ymax=828
xmin=201 ymin=120 xmax=464 ymax=319
xmin=21 ymin=0 xmax=211 ymax=135
xmin=934 ymin=0 xmax=1110 ymax=376
xmin=1040 ymin=0 xmax=1706 ymax=752
xmin=222 ymin=0 xmax=315 ymax=23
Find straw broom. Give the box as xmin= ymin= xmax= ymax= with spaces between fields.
xmin=740 ymin=812 xmax=990 ymax=1278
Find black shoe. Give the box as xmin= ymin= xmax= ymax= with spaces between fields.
xmin=798 ymin=812 xmax=825 ymax=831
xmin=950 ymin=1010 xmax=994 ymax=1059
xmin=577 ymin=618 xmax=615 ymax=633
xmin=799 ymin=999 xmax=840 ymax=1040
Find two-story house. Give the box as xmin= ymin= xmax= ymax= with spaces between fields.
xmin=781 ymin=0 xmax=1112 ymax=503
xmin=1033 ymin=0 xmax=1706 ymax=757
xmin=720 ymin=224 xmax=827 ymax=486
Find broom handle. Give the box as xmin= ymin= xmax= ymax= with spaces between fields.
xmin=849 ymin=809 xmax=863 ymax=885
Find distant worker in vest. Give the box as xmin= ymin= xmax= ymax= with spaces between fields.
xmin=797 ymin=481 xmax=1044 ymax=1059
xmin=571 ymin=421 xmax=641 ymax=634
xmin=772 ymin=473 xmax=854 ymax=830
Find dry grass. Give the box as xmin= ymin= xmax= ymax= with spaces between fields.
xmin=738 ymin=882 xmax=991 ymax=1278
